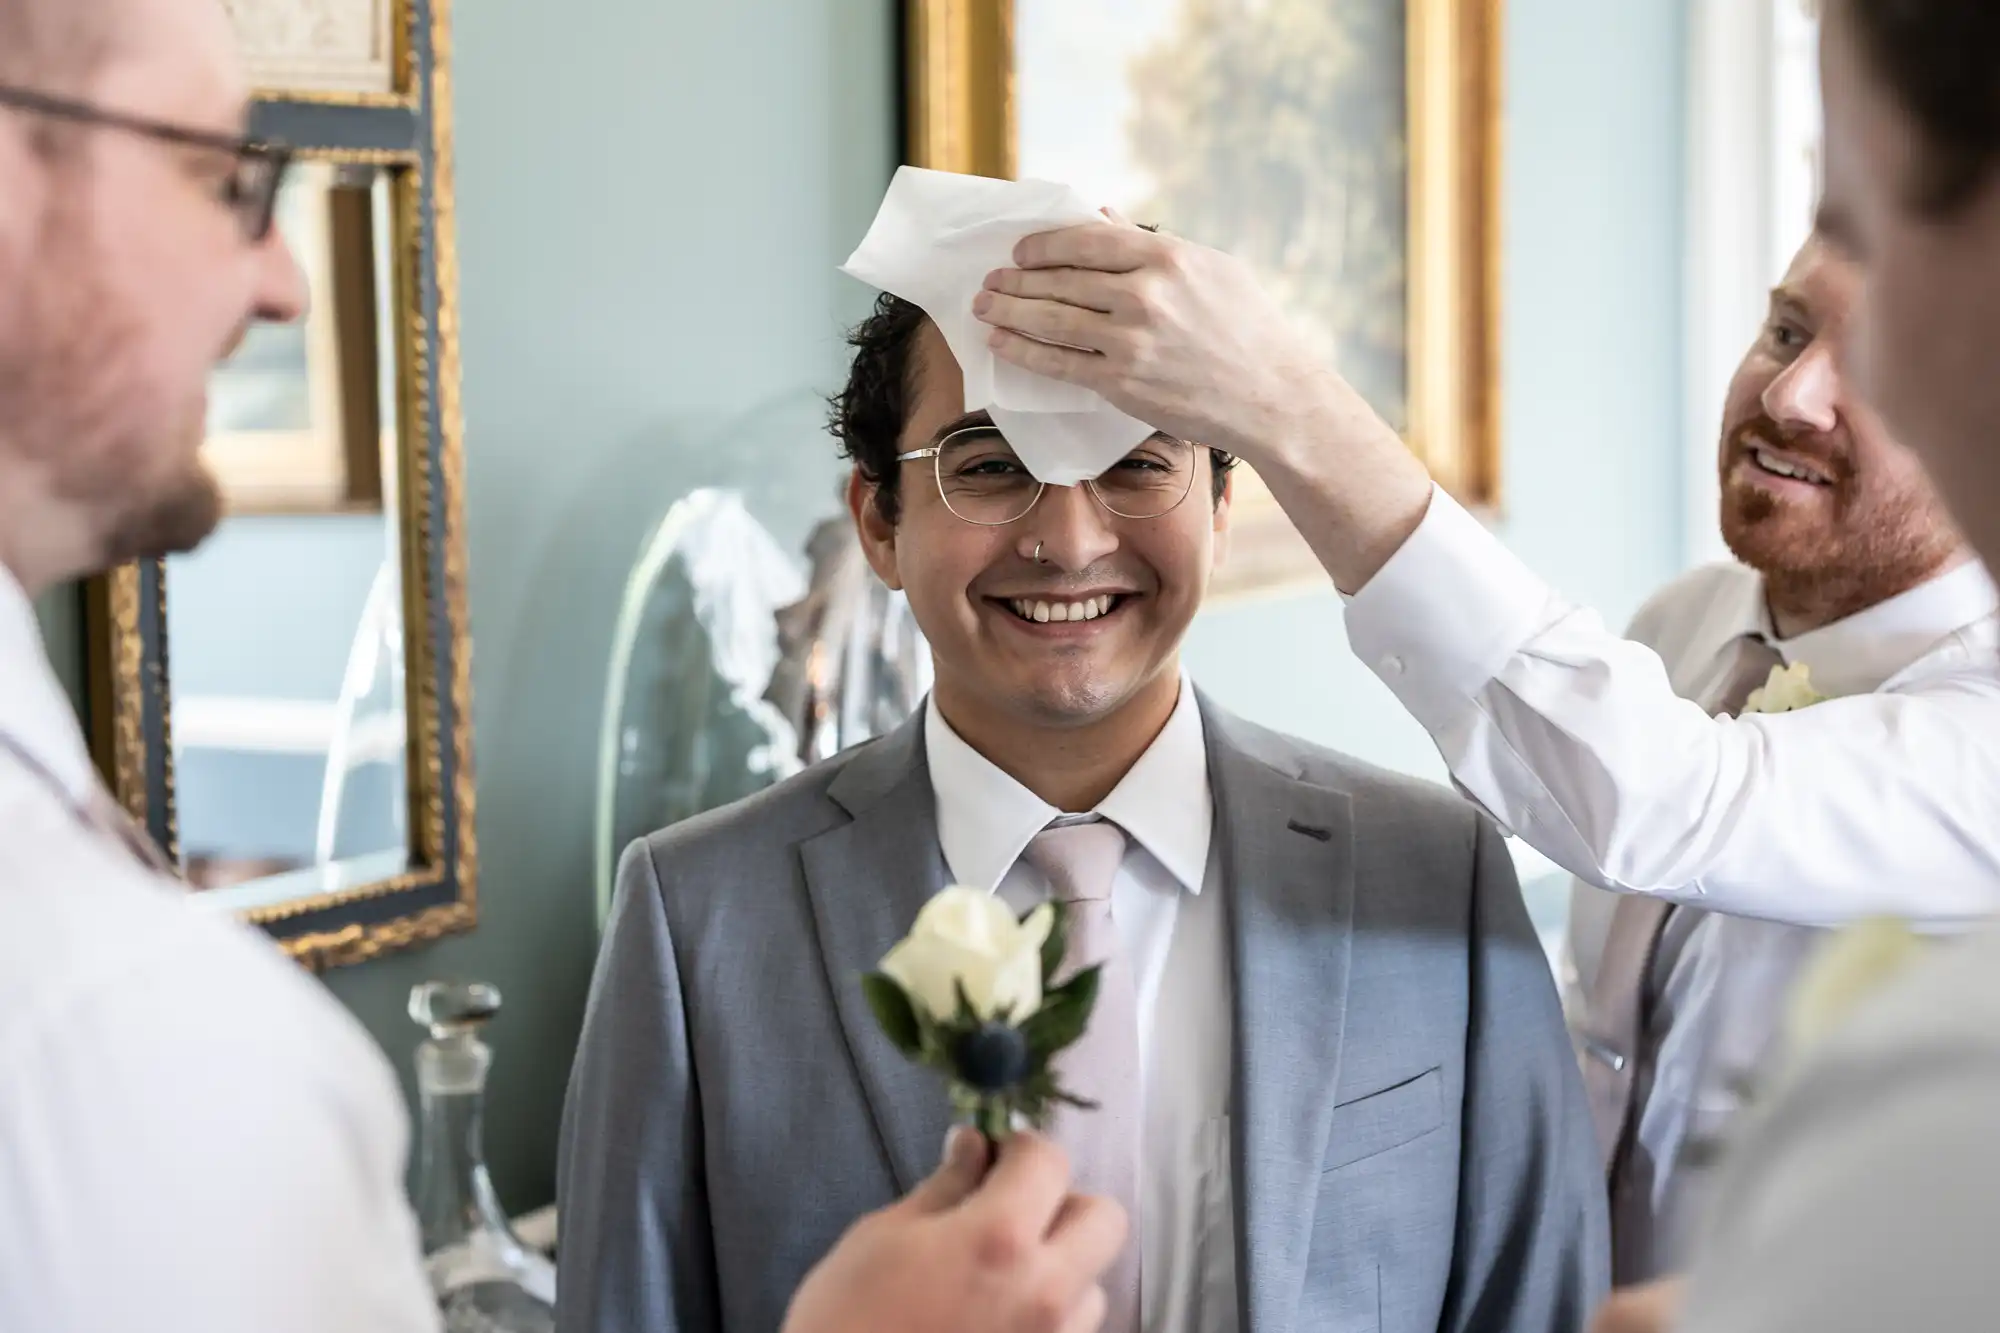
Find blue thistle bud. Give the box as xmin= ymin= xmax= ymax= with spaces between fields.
xmin=953 ymin=1022 xmax=1030 ymax=1092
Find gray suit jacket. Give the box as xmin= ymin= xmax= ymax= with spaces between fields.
xmin=556 ymin=697 xmax=1607 ymax=1333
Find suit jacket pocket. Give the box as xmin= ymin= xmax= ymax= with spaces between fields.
xmin=1321 ymin=1066 xmax=1444 ymax=1173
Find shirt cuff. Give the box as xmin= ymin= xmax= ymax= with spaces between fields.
xmin=1343 ymin=485 xmax=1560 ymax=710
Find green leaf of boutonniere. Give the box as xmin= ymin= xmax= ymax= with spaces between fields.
xmin=1037 ymin=903 xmax=1068 ymax=985
xmin=861 ymin=972 xmax=923 ymax=1057
xmin=1015 ymin=1067 xmax=1100 ymax=1120
xmin=1022 ymin=964 xmax=1101 ymax=1060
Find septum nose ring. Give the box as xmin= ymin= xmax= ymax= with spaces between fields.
xmin=1034 ymin=540 xmax=1047 ymax=564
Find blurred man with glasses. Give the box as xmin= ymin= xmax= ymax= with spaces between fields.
xmin=0 ymin=4 xmax=1133 ymax=1333
xmin=557 ymin=292 xmax=1607 ymax=1333
xmin=0 ymin=2 xmax=429 ymax=1329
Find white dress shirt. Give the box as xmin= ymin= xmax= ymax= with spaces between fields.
xmin=0 ymin=568 xmax=439 ymax=1333
xmin=925 ymin=680 xmax=1238 ymax=1333
xmin=1346 ymin=489 xmax=2000 ymax=925
xmin=1345 ymin=487 xmax=2000 ymax=1276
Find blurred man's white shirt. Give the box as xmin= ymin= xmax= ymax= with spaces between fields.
xmin=1680 ymin=921 xmax=2000 ymax=1332
xmin=0 ymin=567 xmax=439 ymax=1333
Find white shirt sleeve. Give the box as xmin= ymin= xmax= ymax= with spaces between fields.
xmin=0 ymin=924 xmax=441 ymax=1333
xmin=1344 ymin=487 xmax=2000 ymax=926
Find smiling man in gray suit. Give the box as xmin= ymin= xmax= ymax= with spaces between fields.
xmin=556 ymin=293 xmax=1607 ymax=1333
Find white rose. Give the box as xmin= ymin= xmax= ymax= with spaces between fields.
xmin=879 ymin=886 xmax=1055 ymax=1024
xmin=1742 ymin=662 xmax=1825 ymax=715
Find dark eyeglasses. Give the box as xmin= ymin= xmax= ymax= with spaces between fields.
xmin=0 ymin=84 xmax=294 ymax=241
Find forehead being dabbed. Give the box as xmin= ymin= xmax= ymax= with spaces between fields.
xmin=902 ymin=320 xmax=971 ymax=449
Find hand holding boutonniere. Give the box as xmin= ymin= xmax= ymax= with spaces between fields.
xmin=1741 ymin=662 xmax=1827 ymax=715
xmin=862 ymin=887 xmax=1102 ymax=1140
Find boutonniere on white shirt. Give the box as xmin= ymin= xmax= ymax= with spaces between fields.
xmin=1741 ymin=661 xmax=1828 ymax=715
xmin=863 ymin=886 xmax=1103 ymax=1139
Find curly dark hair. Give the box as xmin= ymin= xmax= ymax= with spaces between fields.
xmin=1838 ymin=0 xmax=2000 ymax=215
xmin=827 ymin=291 xmax=1236 ymax=524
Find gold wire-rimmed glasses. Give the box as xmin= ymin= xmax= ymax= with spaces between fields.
xmin=896 ymin=424 xmax=1200 ymax=526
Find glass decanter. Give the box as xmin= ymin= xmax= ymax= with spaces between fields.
xmin=410 ymin=980 xmax=557 ymax=1333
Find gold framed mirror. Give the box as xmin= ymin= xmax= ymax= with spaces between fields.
xmin=84 ymin=0 xmax=475 ymax=971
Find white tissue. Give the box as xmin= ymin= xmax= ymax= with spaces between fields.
xmin=840 ymin=165 xmax=1155 ymax=486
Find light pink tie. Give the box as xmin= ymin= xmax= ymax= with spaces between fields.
xmin=1025 ymin=819 xmax=1141 ymax=1333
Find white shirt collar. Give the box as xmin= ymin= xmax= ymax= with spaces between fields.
xmin=1680 ymin=558 xmax=1999 ymax=696
xmin=1684 ymin=558 xmax=1996 ymax=695
xmin=1772 ymin=558 xmax=1999 ymax=695
xmin=924 ymin=676 xmax=1213 ymax=895
xmin=0 ymin=565 xmax=96 ymax=805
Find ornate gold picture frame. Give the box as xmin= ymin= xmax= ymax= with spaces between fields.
xmin=906 ymin=0 xmax=1505 ymax=601
xmin=222 ymin=0 xmax=419 ymax=108
xmin=83 ymin=0 xmax=474 ymax=971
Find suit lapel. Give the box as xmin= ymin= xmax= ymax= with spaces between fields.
xmin=801 ymin=713 xmax=956 ymax=1195
xmin=1205 ymin=702 xmax=1357 ymax=1333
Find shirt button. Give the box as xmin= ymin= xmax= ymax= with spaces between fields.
xmin=1382 ymin=655 xmax=1405 ymax=676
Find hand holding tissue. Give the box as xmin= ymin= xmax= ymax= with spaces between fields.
xmin=840 ymin=166 xmax=1156 ymax=486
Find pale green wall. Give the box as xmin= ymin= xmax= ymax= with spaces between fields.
xmin=319 ymin=0 xmax=898 ymax=1210
xmin=33 ymin=589 xmax=86 ymax=717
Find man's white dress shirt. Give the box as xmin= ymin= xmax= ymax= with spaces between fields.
xmin=926 ymin=681 xmax=1238 ymax=1333
xmin=1345 ymin=487 xmax=2000 ymax=1276
xmin=0 ymin=568 xmax=438 ymax=1332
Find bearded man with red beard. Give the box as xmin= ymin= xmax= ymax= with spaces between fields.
xmin=1557 ymin=229 xmax=1986 ymax=1321
xmin=970 ymin=205 xmax=2000 ymax=1329
xmin=1382 ymin=228 xmax=1993 ymax=1303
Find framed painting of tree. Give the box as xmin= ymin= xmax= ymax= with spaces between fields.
xmin=906 ymin=0 xmax=1504 ymax=600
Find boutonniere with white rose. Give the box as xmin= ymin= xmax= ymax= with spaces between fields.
xmin=862 ymin=887 xmax=1102 ymax=1140
xmin=1740 ymin=661 xmax=1827 ymax=714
